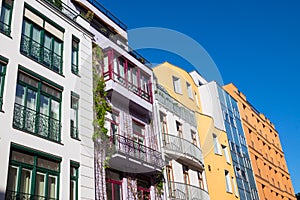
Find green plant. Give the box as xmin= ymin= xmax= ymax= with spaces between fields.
xmin=155 ymin=170 xmax=164 ymax=195
xmin=85 ymin=11 xmax=94 ymax=21
xmin=296 ymin=192 xmax=300 ymax=200
xmin=53 ymin=0 xmax=62 ymax=10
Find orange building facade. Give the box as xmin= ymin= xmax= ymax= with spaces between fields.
xmin=224 ymin=83 xmax=296 ymax=200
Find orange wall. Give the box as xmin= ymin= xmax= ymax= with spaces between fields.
xmin=224 ymin=83 xmax=297 ymax=200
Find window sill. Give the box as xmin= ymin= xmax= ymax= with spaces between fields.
xmin=0 ymin=109 xmax=4 ymax=113
xmin=71 ymin=136 xmax=81 ymax=141
xmin=72 ymin=72 xmax=81 ymax=78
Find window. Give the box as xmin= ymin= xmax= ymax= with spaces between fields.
xmin=0 ymin=0 xmax=14 ymax=36
xmin=225 ymin=170 xmax=232 ymax=193
xmin=106 ymin=170 xmax=123 ymax=200
xmin=13 ymin=69 xmax=62 ymax=142
xmin=198 ymin=171 xmax=204 ymax=190
xmin=71 ymin=92 xmax=79 ymax=139
xmin=213 ymin=134 xmax=222 ymax=155
xmin=232 ymin=177 xmax=238 ymax=197
xmin=70 ymin=162 xmax=79 ymax=200
xmin=110 ymin=111 xmax=119 ymax=137
xmin=166 ymin=163 xmax=175 ymax=197
xmin=6 ymin=146 xmax=60 ymax=200
xmin=132 ymin=120 xmax=144 ymax=145
xmin=186 ymin=82 xmax=193 ymax=99
xmin=0 ymin=55 xmax=8 ymax=111
xmin=222 ymin=145 xmax=231 ymax=164
xmin=20 ymin=7 xmax=64 ymax=74
xmin=71 ymin=36 xmax=79 ymax=74
xmin=172 ymin=76 xmax=182 ymax=94
xmin=191 ymin=130 xmax=197 ymax=146
xmin=183 ymin=165 xmax=190 ymax=185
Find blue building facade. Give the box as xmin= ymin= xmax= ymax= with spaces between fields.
xmin=217 ymin=86 xmax=259 ymax=200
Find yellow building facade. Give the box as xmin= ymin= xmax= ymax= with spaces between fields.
xmin=154 ymin=62 xmax=239 ymax=200
xmin=224 ymin=83 xmax=297 ymax=200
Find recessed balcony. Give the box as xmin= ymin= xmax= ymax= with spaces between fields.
xmin=42 ymin=0 xmax=79 ymax=20
xmin=168 ymin=181 xmax=209 ymax=200
xmin=108 ymin=134 xmax=163 ymax=173
xmin=162 ymin=133 xmax=204 ymax=170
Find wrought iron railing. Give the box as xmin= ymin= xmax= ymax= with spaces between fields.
xmin=71 ymin=125 xmax=78 ymax=139
xmin=13 ymin=103 xmax=61 ymax=142
xmin=111 ymin=134 xmax=164 ymax=168
xmin=168 ymin=181 xmax=209 ymax=200
xmin=5 ymin=190 xmax=58 ymax=200
xmin=42 ymin=0 xmax=78 ymax=20
xmin=20 ymin=34 xmax=63 ymax=74
xmin=0 ymin=20 xmax=11 ymax=36
xmin=87 ymin=0 xmax=127 ymax=30
xmin=163 ymin=133 xmax=203 ymax=164
xmin=71 ymin=63 xmax=78 ymax=74
xmin=103 ymin=69 xmax=152 ymax=103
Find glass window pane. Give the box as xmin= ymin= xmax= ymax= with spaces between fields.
xmin=119 ymin=59 xmax=125 ymax=78
xmin=51 ymin=100 xmax=60 ymax=120
xmin=44 ymin=34 xmax=52 ymax=66
xmin=0 ymin=6 xmax=11 ymax=25
xmin=106 ymin=182 xmax=112 ymax=200
xmin=11 ymin=150 xmax=34 ymax=165
xmin=40 ymin=95 xmax=50 ymax=115
xmin=70 ymin=180 xmax=76 ymax=200
xmin=114 ymin=183 xmax=122 ymax=200
xmin=26 ymin=88 xmax=37 ymax=110
xmin=15 ymin=84 xmax=25 ymax=105
xmin=20 ymin=168 xmax=32 ymax=195
xmin=48 ymin=175 xmax=57 ymax=199
xmin=37 ymin=157 xmax=59 ymax=171
xmin=7 ymin=166 xmax=18 ymax=192
xmin=35 ymin=172 xmax=45 ymax=197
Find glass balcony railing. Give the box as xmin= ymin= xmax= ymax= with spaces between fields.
xmin=0 ymin=20 xmax=11 ymax=36
xmin=42 ymin=0 xmax=78 ymax=20
xmin=20 ymin=34 xmax=63 ymax=74
xmin=5 ymin=190 xmax=58 ymax=200
xmin=162 ymin=133 xmax=203 ymax=165
xmin=156 ymin=86 xmax=196 ymax=125
xmin=13 ymin=103 xmax=61 ymax=142
xmin=168 ymin=181 xmax=209 ymax=200
xmin=111 ymin=134 xmax=164 ymax=168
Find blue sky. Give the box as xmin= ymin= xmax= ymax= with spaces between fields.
xmin=98 ymin=0 xmax=300 ymax=193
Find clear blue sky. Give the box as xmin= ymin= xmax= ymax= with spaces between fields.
xmin=98 ymin=0 xmax=300 ymax=193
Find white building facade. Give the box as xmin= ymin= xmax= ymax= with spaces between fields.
xmin=154 ymin=83 xmax=210 ymax=200
xmin=0 ymin=0 xmax=95 ymax=199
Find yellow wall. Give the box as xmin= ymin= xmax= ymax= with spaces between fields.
xmin=224 ymin=83 xmax=297 ymax=200
xmin=154 ymin=62 xmax=239 ymax=200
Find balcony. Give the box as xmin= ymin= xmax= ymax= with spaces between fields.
xmin=13 ymin=103 xmax=61 ymax=143
xmin=87 ymin=0 xmax=127 ymax=30
xmin=20 ymin=34 xmax=63 ymax=74
xmin=162 ymin=133 xmax=203 ymax=170
xmin=168 ymin=182 xmax=209 ymax=200
xmin=0 ymin=20 xmax=11 ymax=36
xmin=41 ymin=0 xmax=79 ymax=20
xmin=156 ymin=85 xmax=196 ymax=125
xmin=5 ymin=190 xmax=58 ymax=200
xmin=108 ymin=134 xmax=164 ymax=173
xmin=101 ymin=49 xmax=152 ymax=103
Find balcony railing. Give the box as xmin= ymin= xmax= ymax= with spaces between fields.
xmin=87 ymin=0 xmax=127 ymax=30
xmin=71 ymin=125 xmax=79 ymax=139
xmin=13 ymin=103 xmax=61 ymax=142
xmin=5 ymin=190 xmax=58 ymax=200
xmin=168 ymin=182 xmax=209 ymax=200
xmin=156 ymin=86 xmax=196 ymax=125
xmin=0 ymin=20 xmax=11 ymax=36
xmin=163 ymin=133 xmax=203 ymax=165
xmin=91 ymin=19 xmax=151 ymax=67
xmin=20 ymin=34 xmax=63 ymax=74
xmin=111 ymin=134 xmax=164 ymax=168
xmin=42 ymin=0 xmax=78 ymax=20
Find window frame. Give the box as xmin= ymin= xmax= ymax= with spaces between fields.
xmin=70 ymin=92 xmax=79 ymax=139
xmin=225 ymin=170 xmax=232 ymax=193
xmin=186 ymin=82 xmax=193 ymax=99
xmin=6 ymin=145 xmax=61 ymax=200
xmin=0 ymin=0 xmax=14 ymax=36
xmin=70 ymin=161 xmax=79 ymax=200
xmin=71 ymin=36 xmax=79 ymax=75
xmin=172 ymin=76 xmax=182 ymax=94
xmin=0 ymin=55 xmax=8 ymax=111
xmin=13 ymin=67 xmax=63 ymax=143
